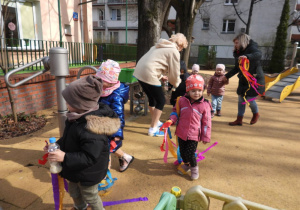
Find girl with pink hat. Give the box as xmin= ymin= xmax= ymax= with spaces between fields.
xmin=96 ymin=60 xmax=134 ymax=172
xmin=207 ymin=64 xmax=228 ymax=117
xmin=160 ymin=74 xmax=212 ymax=180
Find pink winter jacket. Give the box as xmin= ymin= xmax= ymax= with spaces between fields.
xmin=169 ymin=96 xmax=211 ymax=143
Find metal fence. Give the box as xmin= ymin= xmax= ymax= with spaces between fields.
xmin=0 ymin=38 xmax=137 ymax=74
xmin=189 ymin=44 xmax=294 ymax=70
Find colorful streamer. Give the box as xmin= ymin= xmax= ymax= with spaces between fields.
xmin=239 ymin=58 xmax=264 ymax=105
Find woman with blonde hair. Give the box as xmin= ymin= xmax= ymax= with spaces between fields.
xmin=133 ymin=33 xmax=188 ymax=136
xmin=224 ymin=33 xmax=265 ymax=126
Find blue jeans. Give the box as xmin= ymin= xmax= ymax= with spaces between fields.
xmin=211 ymin=95 xmax=224 ymax=112
xmin=238 ymin=95 xmax=259 ymax=116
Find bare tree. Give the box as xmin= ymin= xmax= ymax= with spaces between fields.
xmin=136 ymin=0 xmax=172 ymax=61
xmin=170 ymin=0 xmax=205 ymax=66
xmin=232 ymin=0 xmax=263 ymax=35
xmin=0 ymin=0 xmax=17 ymax=122
xmin=136 ymin=0 xmax=206 ymax=66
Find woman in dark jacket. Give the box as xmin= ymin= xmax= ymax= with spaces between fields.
xmin=170 ymin=60 xmax=190 ymax=106
xmin=225 ymin=34 xmax=265 ymax=126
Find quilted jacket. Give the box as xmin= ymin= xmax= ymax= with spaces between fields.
xmin=169 ymin=96 xmax=211 ymax=143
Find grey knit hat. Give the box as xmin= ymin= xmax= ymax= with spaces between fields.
xmin=62 ymin=75 xmax=103 ymax=111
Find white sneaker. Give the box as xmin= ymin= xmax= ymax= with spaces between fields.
xmin=148 ymin=127 xmax=158 ymax=136
xmin=157 ymin=121 xmax=163 ymax=127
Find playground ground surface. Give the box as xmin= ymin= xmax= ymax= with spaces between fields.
xmin=0 ymin=70 xmax=299 ymax=210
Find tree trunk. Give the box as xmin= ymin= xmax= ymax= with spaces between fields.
xmin=136 ymin=0 xmax=171 ymax=62
xmin=246 ymin=0 xmax=255 ymax=35
xmin=171 ymin=0 xmax=204 ymax=67
xmin=1 ymin=0 xmax=18 ymax=122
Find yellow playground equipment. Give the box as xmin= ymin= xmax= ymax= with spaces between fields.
xmin=154 ymin=185 xmax=278 ymax=210
xmin=264 ymin=67 xmax=300 ymax=102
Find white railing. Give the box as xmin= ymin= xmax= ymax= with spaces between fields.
xmin=93 ymin=20 xmax=106 ymax=28
xmin=107 ymin=0 xmax=137 ymax=4
xmin=106 ymin=20 xmax=137 ymax=28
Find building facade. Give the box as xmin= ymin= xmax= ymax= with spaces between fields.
xmin=156 ymin=0 xmax=300 ymax=66
xmin=92 ymin=0 xmax=138 ymax=44
xmin=194 ymin=0 xmax=297 ymax=46
xmin=0 ymin=0 xmax=93 ymax=45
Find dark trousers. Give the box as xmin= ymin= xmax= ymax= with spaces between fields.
xmin=178 ymin=137 xmax=198 ymax=167
xmin=138 ymin=80 xmax=165 ymax=110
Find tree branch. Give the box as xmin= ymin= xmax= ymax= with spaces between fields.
xmin=232 ymin=3 xmax=247 ymax=25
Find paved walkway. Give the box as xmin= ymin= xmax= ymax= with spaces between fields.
xmin=0 ymin=71 xmax=299 ymax=210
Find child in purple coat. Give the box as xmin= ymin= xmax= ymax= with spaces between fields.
xmin=207 ymin=64 xmax=228 ymax=117
xmin=161 ymin=74 xmax=211 ymax=180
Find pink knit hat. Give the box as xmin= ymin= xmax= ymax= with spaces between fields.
xmin=186 ymin=74 xmax=204 ymax=92
xmin=216 ymin=64 xmax=225 ymax=71
xmin=192 ymin=64 xmax=200 ymax=73
xmin=96 ymin=59 xmax=121 ymax=84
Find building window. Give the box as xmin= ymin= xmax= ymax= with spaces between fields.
xmin=95 ymin=31 xmax=105 ymax=43
xmin=64 ymin=24 xmax=71 ymax=35
xmin=1 ymin=2 xmax=37 ymax=47
xmin=224 ymin=0 xmax=238 ymax=5
xmin=222 ymin=19 xmax=235 ymax=33
xmin=110 ymin=31 xmax=119 ymax=43
xmin=202 ymin=19 xmax=210 ymax=30
xmin=111 ymin=9 xmax=121 ymax=21
xmin=99 ymin=9 xmax=104 ymax=20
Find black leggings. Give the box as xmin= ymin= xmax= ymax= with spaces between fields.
xmin=138 ymin=80 xmax=165 ymax=110
xmin=178 ymin=137 xmax=198 ymax=167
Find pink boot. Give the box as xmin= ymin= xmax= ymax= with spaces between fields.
xmin=190 ymin=166 xmax=199 ymax=180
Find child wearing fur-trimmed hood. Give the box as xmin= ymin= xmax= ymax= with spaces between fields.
xmin=45 ymin=75 xmax=120 ymax=210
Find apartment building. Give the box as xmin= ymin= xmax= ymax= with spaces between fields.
xmin=193 ymin=0 xmax=298 ymax=46
xmin=92 ymin=0 xmax=138 ymax=44
xmin=0 ymin=0 xmax=93 ymax=45
xmin=179 ymin=0 xmax=299 ymax=64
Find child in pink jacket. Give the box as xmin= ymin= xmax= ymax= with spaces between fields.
xmin=160 ymin=74 xmax=211 ymax=180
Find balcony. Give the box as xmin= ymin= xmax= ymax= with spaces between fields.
xmin=92 ymin=0 xmax=105 ymax=6
xmin=107 ymin=0 xmax=137 ymax=5
xmin=106 ymin=20 xmax=138 ymax=29
xmin=93 ymin=20 xmax=106 ymax=29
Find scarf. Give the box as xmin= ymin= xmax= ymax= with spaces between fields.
xmin=66 ymin=105 xmax=99 ymax=121
xmin=101 ymin=81 xmax=120 ymax=97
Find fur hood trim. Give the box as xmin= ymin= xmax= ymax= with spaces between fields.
xmin=85 ymin=115 xmax=120 ymax=135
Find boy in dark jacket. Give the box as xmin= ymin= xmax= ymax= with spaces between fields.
xmin=47 ymin=75 xmax=120 ymax=210
xmin=170 ymin=60 xmax=190 ymax=106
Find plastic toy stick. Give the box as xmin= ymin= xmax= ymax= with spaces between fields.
xmin=103 ymin=197 xmax=148 ymax=207
xmin=196 ymin=142 xmax=218 ymax=162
